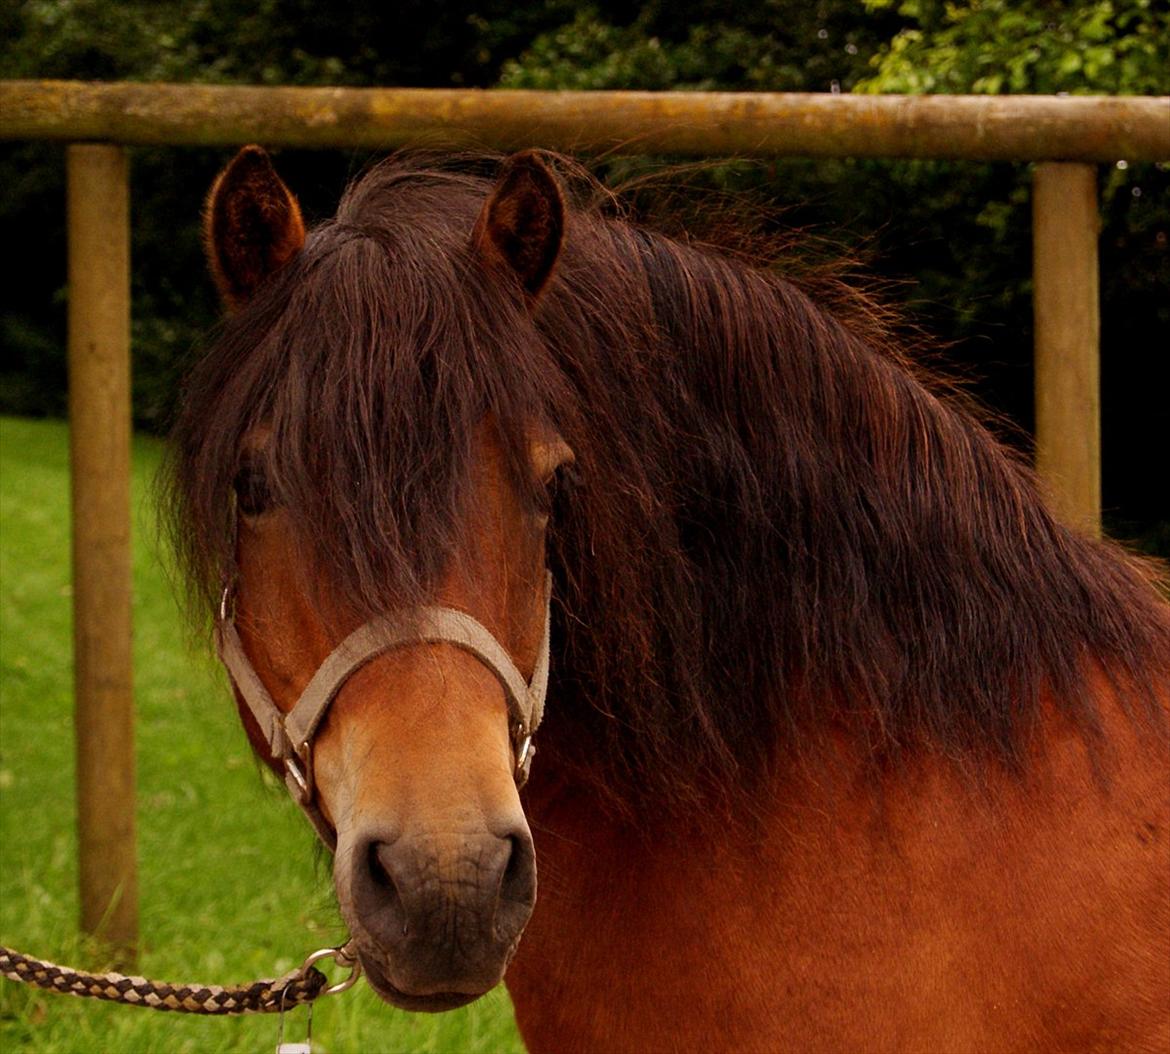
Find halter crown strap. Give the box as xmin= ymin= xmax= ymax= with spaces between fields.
xmin=214 ymin=574 xmax=551 ymax=847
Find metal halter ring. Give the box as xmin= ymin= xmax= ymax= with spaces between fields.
xmin=299 ymin=942 xmax=362 ymax=997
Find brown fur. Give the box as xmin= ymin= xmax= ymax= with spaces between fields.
xmin=170 ymin=148 xmax=1170 ymax=1050
xmin=511 ymin=688 xmax=1170 ymax=1052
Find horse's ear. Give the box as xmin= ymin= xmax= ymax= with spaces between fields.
xmin=203 ymin=145 xmax=305 ymax=311
xmin=472 ymin=150 xmax=564 ymax=299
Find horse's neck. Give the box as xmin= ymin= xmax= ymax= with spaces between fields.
xmin=509 ymin=691 xmax=1170 ymax=1053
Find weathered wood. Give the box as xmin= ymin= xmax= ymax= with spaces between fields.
xmin=2 ymin=81 xmax=1168 ymax=161
xmin=67 ymin=144 xmax=138 ymax=961
xmin=1032 ymin=162 xmax=1101 ymax=536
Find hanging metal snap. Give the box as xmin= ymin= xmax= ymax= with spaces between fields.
xmin=275 ymin=995 xmax=312 ymax=1054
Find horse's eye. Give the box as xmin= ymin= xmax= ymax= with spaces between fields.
xmin=233 ymin=462 xmax=272 ymax=517
xmin=539 ymin=462 xmax=578 ymax=516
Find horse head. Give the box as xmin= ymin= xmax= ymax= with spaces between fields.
xmin=196 ymin=145 xmax=572 ymax=1010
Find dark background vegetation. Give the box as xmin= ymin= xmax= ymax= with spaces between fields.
xmin=1 ymin=0 xmax=1166 ymax=547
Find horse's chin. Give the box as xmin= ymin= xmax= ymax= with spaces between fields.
xmin=358 ymin=951 xmax=488 ymax=1013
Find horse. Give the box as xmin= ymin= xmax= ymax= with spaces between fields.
xmin=168 ymin=144 xmax=1170 ymax=1053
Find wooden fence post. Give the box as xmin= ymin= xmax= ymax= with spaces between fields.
xmin=1032 ymin=162 xmax=1101 ymax=536
xmin=67 ymin=143 xmax=138 ymax=961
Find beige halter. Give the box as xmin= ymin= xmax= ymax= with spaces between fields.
xmin=215 ymin=574 xmax=552 ymax=850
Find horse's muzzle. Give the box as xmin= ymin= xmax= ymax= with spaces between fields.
xmin=337 ymin=824 xmax=536 ymax=1010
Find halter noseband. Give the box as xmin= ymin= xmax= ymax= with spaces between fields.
xmin=214 ymin=574 xmax=552 ymax=850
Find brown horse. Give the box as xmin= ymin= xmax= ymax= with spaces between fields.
xmin=170 ymin=145 xmax=1170 ymax=1053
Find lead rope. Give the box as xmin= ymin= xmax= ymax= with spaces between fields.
xmin=0 ymin=940 xmax=360 ymax=1015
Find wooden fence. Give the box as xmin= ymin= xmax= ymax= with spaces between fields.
xmin=2 ymin=80 xmax=1168 ymax=958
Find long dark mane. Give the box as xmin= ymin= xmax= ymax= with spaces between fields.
xmin=168 ymin=152 xmax=1170 ymax=816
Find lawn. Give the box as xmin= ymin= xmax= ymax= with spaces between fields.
xmin=0 ymin=416 xmax=525 ymax=1054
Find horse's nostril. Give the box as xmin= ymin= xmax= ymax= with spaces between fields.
xmin=368 ymin=841 xmax=395 ymax=892
xmin=500 ymin=835 xmax=522 ymax=900
xmin=363 ymin=841 xmax=409 ymax=937
xmin=495 ymin=832 xmax=536 ymax=940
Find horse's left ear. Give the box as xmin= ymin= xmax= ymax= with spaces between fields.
xmin=203 ymin=145 xmax=305 ymax=311
xmin=472 ymin=150 xmax=564 ymax=299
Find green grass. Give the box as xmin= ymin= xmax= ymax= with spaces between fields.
xmin=0 ymin=416 xmax=525 ymax=1054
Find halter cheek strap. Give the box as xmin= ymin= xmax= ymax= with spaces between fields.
xmin=215 ymin=573 xmax=552 ymax=851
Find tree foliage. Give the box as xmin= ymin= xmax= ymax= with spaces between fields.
xmin=859 ymin=0 xmax=1170 ymax=95
xmin=497 ymin=1 xmax=897 ymax=91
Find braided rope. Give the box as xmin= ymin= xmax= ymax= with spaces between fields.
xmin=0 ymin=945 xmax=328 ymax=1015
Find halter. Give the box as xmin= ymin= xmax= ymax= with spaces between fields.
xmin=215 ymin=574 xmax=552 ymax=850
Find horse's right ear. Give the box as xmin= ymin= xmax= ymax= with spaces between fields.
xmin=472 ymin=150 xmax=564 ymax=300
xmin=204 ymin=145 xmax=305 ymax=312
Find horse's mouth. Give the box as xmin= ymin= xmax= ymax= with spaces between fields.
xmin=357 ymin=951 xmax=485 ymax=1013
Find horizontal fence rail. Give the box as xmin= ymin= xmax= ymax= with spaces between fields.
xmin=1 ymin=81 xmax=1168 ymax=160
